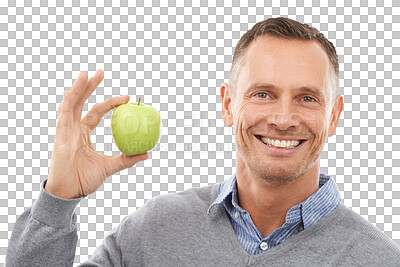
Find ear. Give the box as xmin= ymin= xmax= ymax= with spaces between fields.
xmin=328 ymin=94 xmax=344 ymax=137
xmin=220 ymin=82 xmax=234 ymax=127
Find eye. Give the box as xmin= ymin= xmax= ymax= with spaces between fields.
xmin=256 ymin=92 xmax=269 ymax=98
xmin=302 ymin=96 xmax=315 ymax=102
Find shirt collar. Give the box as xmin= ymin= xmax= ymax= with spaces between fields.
xmin=207 ymin=172 xmax=341 ymax=229
xmin=207 ymin=173 xmax=237 ymax=216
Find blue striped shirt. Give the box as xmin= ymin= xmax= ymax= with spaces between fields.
xmin=207 ymin=172 xmax=342 ymax=255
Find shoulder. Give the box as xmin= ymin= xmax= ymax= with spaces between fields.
xmin=113 ymin=183 xmax=220 ymax=258
xmin=142 ymin=183 xmax=218 ymax=215
xmin=340 ymin=205 xmax=400 ymax=251
xmin=333 ymin=204 xmax=400 ymax=263
xmin=119 ymin=183 xmax=219 ymax=231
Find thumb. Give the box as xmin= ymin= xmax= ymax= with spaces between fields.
xmin=106 ymin=153 xmax=149 ymax=174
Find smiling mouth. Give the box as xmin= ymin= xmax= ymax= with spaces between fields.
xmin=255 ymin=135 xmax=305 ymax=149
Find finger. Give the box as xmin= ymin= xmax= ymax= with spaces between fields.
xmin=75 ymin=69 xmax=104 ymax=109
xmin=81 ymin=94 xmax=130 ymax=131
xmin=105 ymin=153 xmax=149 ymax=176
xmin=57 ymin=99 xmax=63 ymax=117
xmin=69 ymin=71 xmax=88 ymax=107
xmin=55 ymin=91 xmax=73 ymax=144
xmin=57 ymin=90 xmax=69 ymax=117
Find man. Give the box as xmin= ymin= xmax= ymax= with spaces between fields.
xmin=6 ymin=17 xmax=400 ymax=266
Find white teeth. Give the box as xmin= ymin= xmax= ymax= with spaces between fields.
xmin=260 ymin=136 xmax=301 ymax=149
xmin=275 ymin=140 xmax=280 ymax=147
xmin=292 ymin=140 xmax=300 ymax=147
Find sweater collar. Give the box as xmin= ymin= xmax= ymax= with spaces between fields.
xmin=207 ymin=172 xmax=341 ymax=229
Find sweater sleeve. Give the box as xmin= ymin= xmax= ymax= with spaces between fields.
xmin=5 ymin=179 xmax=83 ymax=266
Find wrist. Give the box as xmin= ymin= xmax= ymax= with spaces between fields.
xmin=44 ymin=180 xmax=79 ymax=199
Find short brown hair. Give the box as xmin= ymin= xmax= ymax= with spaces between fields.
xmin=229 ymin=17 xmax=339 ymax=100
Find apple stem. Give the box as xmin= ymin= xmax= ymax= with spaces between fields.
xmin=138 ymin=97 xmax=141 ymax=105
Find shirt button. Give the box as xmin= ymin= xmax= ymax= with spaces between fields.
xmin=259 ymin=241 xmax=269 ymax=251
xmin=234 ymin=211 xmax=239 ymax=219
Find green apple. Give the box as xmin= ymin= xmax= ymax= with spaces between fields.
xmin=111 ymin=98 xmax=162 ymax=155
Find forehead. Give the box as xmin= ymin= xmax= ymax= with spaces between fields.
xmin=239 ymin=35 xmax=331 ymax=95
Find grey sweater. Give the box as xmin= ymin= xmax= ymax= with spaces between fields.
xmin=6 ymin=179 xmax=400 ymax=266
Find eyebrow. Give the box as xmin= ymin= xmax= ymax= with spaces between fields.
xmin=245 ymin=83 xmax=324 ymax=99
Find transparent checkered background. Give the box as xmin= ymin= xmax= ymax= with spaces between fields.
xmin=0 ymin=0 xmax=399 ymax=265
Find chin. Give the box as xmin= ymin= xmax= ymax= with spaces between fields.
xmin=251 ymin=160 xmax=311 ymax=187
xmin=258 ymin=170 xmax=301 ymax=187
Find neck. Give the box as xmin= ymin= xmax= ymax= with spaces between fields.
xmin=235 ymin=156 xmax=320 ymax=238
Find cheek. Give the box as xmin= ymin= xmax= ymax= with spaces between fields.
xmin=303 ymin=105 xmax=329 ymax=132
xmin=304 ymin=113 xmax=321 ymax=133
xmin=304 ymin=112 xmax=329 ymax=149
xmin=232 ymin=101 xmax=257 ymax=132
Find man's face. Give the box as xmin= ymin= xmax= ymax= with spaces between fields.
xmin=221 ymin=35 xmax=343 ymax=187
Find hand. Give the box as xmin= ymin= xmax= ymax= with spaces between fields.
xmin=45 ymin=70 xmax=149 ymax=199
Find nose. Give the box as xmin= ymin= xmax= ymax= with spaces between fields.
xmin=266 ymin=99 xmax=300 ymax=131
